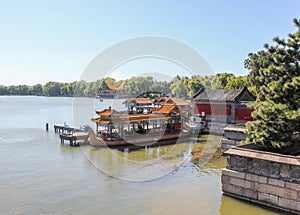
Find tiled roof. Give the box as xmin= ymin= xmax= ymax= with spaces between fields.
xmin=123 ymin=98 xmax=153 ymax=105
xmin=153 ymin=104 xmax=179 ymax=114
xmin=91 ymin=117 xmax=111 ymax=124
xmin=95 ymin=108 xmax=112 ymax=117
xmin=164 ymin=98 xmax=190 ymax=106
xmin=93 ymin=104 xmax=181 ymax=125
xmin=95 ymin=107 xmax=122 ymax=117
xmin=193 ymin=87 xmax=255 ymax=102
xmin=153 ymin=97 xmax=168 ymax=103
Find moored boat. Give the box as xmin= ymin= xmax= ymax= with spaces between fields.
xmin=88 ymin=129 xmax=190 ymax=147
xmin=89 ymin=99 xmax=192 ymax=147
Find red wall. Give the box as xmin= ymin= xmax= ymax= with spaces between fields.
xmin=195 ymin=104 xmax=232 ymax=116
xmin=235 ymin=107 xmax=254 ymax=121
xmin=195 ymin=103 xmax=254 ymax=122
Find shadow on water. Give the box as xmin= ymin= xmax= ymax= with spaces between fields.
xmin=63 ymin=132 xmax=283 ymax=215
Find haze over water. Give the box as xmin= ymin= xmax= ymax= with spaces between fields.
xmin=0 ymin=96 xmax=280 ymax=214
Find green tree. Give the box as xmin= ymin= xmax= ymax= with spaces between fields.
xmin=151 ymin=80 xmax=171 ymax=95
xmin=186 ymin=77 xmax=203 ymax=97
xmin=84 ymin=81 xmax=97 ymax=97
xmin=74 ymin=81 xmax=87 ymax=97
xmin=17 ymin=85 xmax=30 ymax=95
xmin=68 ymin=81 xmax=77 ymax=96
xmin=170 ymin=77 xmax=189 ymax=98
xmin=0 ymin=85 xmax=8 ymax=95
xmin=199 ymin=75 xmax=213 ymax=89
xmin=244 ymin=18 xmax=300 ymax=150
xmin=211 ymin=73 xmax=234 ymax=89
xmin=60 ymin=84 xmax=69 ymax=96
xmin=119 ymin=76 xmax=155 ymax=96
xmin=32 ymin=84 xmax=43 ymax=96
xmin=7 ymin=86 xmax=18 ymax=95
xmin=43 ymin=82 xmax=64 ymax=96
xmin=225 ymin=76 xmax=248 ymax=89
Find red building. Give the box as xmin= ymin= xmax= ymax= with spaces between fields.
xmin=192 ymin=87 xmax=255 ymax=124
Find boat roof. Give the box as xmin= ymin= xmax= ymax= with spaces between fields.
xmin=153 ymin=104 xmax=179 ymax=114
xmin=164 ymin=98 xmax=190 ymax=106
xmin=122 ymin=98 xmax=153 ymax=105
xmin=95 ymin=106 xmax=123 ymax=117
xmin=92 ymin=103 xmax=181 ymax=125
xmin=92 ymin=113 xmax=174 ymax=124
xmin=153 ymin=97 xmax=190 ymax=106
xmin=91 ymin=117 xmax=111 ymax=124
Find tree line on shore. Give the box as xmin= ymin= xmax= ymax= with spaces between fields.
xmin=0 ymin=73 xmax=249 ymax=97
xmin=1 ymin=18 xmax=298 ymax=152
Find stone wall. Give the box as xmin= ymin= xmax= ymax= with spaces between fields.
xmin=221 ymin=125 xmax=247 ymax=154
xmin=208 ymin=121 xmax=227 ymax=135
xmin=222 ymin=144 xmax=300 ymax=214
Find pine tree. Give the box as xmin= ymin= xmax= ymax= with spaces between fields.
xmin=244 ymin=18 xmax=300 ymax=150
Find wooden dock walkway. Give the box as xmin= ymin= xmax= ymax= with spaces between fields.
xmin=54 ymin=124 xmax=88 ymax=146
xmin=54 ymin=124 xmax=83 ymax=134
xmin=59 ymin=132 xmax=89 ymax=146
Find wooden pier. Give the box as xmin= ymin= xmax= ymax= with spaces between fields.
xmin=54 ymin=124 xmax=88 ymax=146
xmin=59 ymin=132 xmax=89 ymax=146
xmin=54 ymin=124 xmax=83 ymax=133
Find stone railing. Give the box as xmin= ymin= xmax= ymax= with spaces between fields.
xmin=221 ymin=125 xmax=247 ymax=154
xmin=222 ymin=144 xmax=300 ymax=214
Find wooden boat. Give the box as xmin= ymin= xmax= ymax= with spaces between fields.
xmin=89 ymin=102 xmax=193 ymax=147
xmin=88 ymin=129 xmax=121 ymax=147
xmin=98 ymin=90 xmax=115 ymax=98
xmin=88 ymin=129 xmax=190 ymax=147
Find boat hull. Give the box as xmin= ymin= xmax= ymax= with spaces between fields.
xmin=88 ymin=130 xmax=191 ymax=148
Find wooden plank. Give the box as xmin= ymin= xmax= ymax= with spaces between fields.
xmin=54 ymin=124 xmax=83 ymax=133
xmin=59 ymin=132 xmax=88 ymax=146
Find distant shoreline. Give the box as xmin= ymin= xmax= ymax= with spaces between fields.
xmin=0 ymin=95 xmax=129 ymax=99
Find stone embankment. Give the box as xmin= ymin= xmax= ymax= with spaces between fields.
xmin=222 ymin=144 xmax=300 ymax=214
xmin=221 ymin=125 xmax=247 ymax=154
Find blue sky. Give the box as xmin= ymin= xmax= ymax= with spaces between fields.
xmin=0 ymin=0 xmax=299 ymax=85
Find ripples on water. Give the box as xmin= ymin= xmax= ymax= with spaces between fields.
xmin=0 ymin=96 xmax=281 ymax=214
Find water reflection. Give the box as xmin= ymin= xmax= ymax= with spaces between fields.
xmin=80 ymin=134 xmax=223 ymax=181
xmin=220 ymin=195 xmax=282 ymax=215
xmin=61 ymin=128 xmax=282 ymax=214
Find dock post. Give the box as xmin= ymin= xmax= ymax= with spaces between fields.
xmin=46 ymin=123 xmax=49 ymax=131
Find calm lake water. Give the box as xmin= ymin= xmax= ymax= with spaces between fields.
xmin=0 ymin=96 xmax=281 ymax=214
